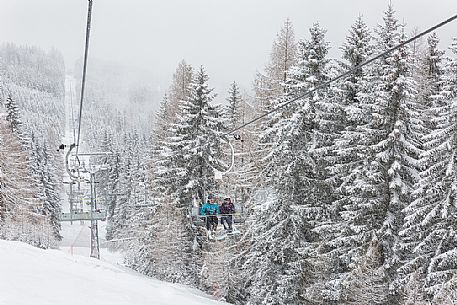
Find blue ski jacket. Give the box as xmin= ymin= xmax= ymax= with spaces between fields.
xmin=200 ymin=202 xmax=220 ymax=216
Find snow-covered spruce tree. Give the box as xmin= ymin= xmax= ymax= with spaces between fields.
xmin=341 ymin=6 xmax=420 ymax=304
xmin=28 ymin=133 xmax=60 ymax=244
xmin=315 ymin=15 xmax=374 ymax=303
xmin=38 ymin=141 xmax=62 ymax=241
xmin=241 ymin=115 xmax=318 ymax=305
xmin=291 ymin=22 xmax=348 ymax=304
xmin=130 ymin=94 xmax=180 ymax=279
xmin=141 ymin=66 xmax=226 ymax=286
xmin=123 ymin=136 xmax=156 ymax=269
xmin=5 ymin=94 xmax=21 ymax=133
xmin=239 ymin=22 xmax=337 ymax=305
xmin=396 ymin=33 xmax=448 ymax=301
xmin=175 ymin=66 xmax=225 ymax=204
xmin=95 ymin=130 xmax=118 ymax=241
xmin=399 ymin=37 xmax=457 ymax=302
xmin=171 ymin=66 xmax=226 ymax=287
xmin=104 ymin=149 xmax=122 ymax=242
xmin=225 ymin=81 xmax=243 ymax=131
xmin=259 ymin=21 xmax=330 ymax=181
xmin=433 ymin=274 xmax=457 ymax=305
xmin=109 ymin=132 xmax=137 ymax=244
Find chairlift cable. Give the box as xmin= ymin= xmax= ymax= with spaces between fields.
xmin=75 ymin=0 xmax=94 ymax=159
xmin=226 ymin=13 xmax=457 ymax=135
xmin=69 ymin=81 xmax=76 ymax=144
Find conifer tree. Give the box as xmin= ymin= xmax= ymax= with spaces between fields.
xmin=175 ymin=66 xmax=225 ymax=201
xmin=141 ymin=66 xmax=225 ymax=286
xmin=396 ymin=33 xmax=446 ymax=297
xmin=225 ymin=81 xmax=242 ymax=130
xmin=395 ymin=37 xmax=457 ymax=302
xmin=39 ymin=141 xmax=62 ymax=240
xmin=241 ymin=22 xmax=334 ymax=305
xmin=5 ymin=95 xmax=21 ymax=132
xmin=340 ymin=7 xmax=419 ymax=303
xmin=318 ymin=16 xmax=373 ymax=302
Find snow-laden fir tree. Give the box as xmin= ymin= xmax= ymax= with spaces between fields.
xmin=396 ymin=33 xmax=447 ymax=301
xmin=37 ymin=141 xmax=62 ymax=240
xmin=340 ymin=6 xmax=420 ymax=303
xmin=316 ymin=15 xmax=374 ymax=303
xmin=396 ymin=37 xmax=457 ymax=302
xmin=225 ymin=81 xmax=243 ymax=131
xmin=240 ymin=117 xmax=317 ymax=305
xmin=5 ymin=95 xmax=21 ymax=132
xmin=141 ymin=66 xmax=226 ymax=286
xmin=239 ymin=22 xmax=335 ymax=305
xmin=175 ymin=66 xmax=226 ymax=202
xmin=286 ymin=22 xmax=346 ymax=304
xmin=131 ymin=93 xmax=184 ymax=280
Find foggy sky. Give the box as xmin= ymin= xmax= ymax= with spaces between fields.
xmin=1 ymin=0 xmax=456 ymax=95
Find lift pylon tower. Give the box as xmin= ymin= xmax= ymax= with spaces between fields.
xmin=89 ymin=171 xmax=100 ymax=259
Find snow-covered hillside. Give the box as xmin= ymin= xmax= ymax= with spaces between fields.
xmin=0 ymin=240 xmax=225 ymax=305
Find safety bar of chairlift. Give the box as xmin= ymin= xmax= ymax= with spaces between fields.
xmin=193 ymin=213 xmax=245 ymax=223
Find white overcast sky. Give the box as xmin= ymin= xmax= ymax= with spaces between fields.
xmin=1 ymin=0 xmax=456 ymax=93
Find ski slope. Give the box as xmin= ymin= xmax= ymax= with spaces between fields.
xmin=0 ymin=240 xmax=225 ymax=305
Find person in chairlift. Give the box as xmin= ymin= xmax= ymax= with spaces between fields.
xmin=220 ymin=197 xmax=235 ymax=233
xmin=200 ymin=194 xmax=220 ymax=232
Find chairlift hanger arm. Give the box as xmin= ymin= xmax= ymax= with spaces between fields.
xmin=65 ymin=143 xmax=79 ymax=180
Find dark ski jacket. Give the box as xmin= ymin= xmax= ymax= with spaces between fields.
xmin=220 ymin=202 xmax=235 ymax=215
xmin=200 ymin=202 xmax=220 ymax=216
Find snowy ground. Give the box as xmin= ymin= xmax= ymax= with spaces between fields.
xmin=0 ymin=240 xmax=226 ymax=305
